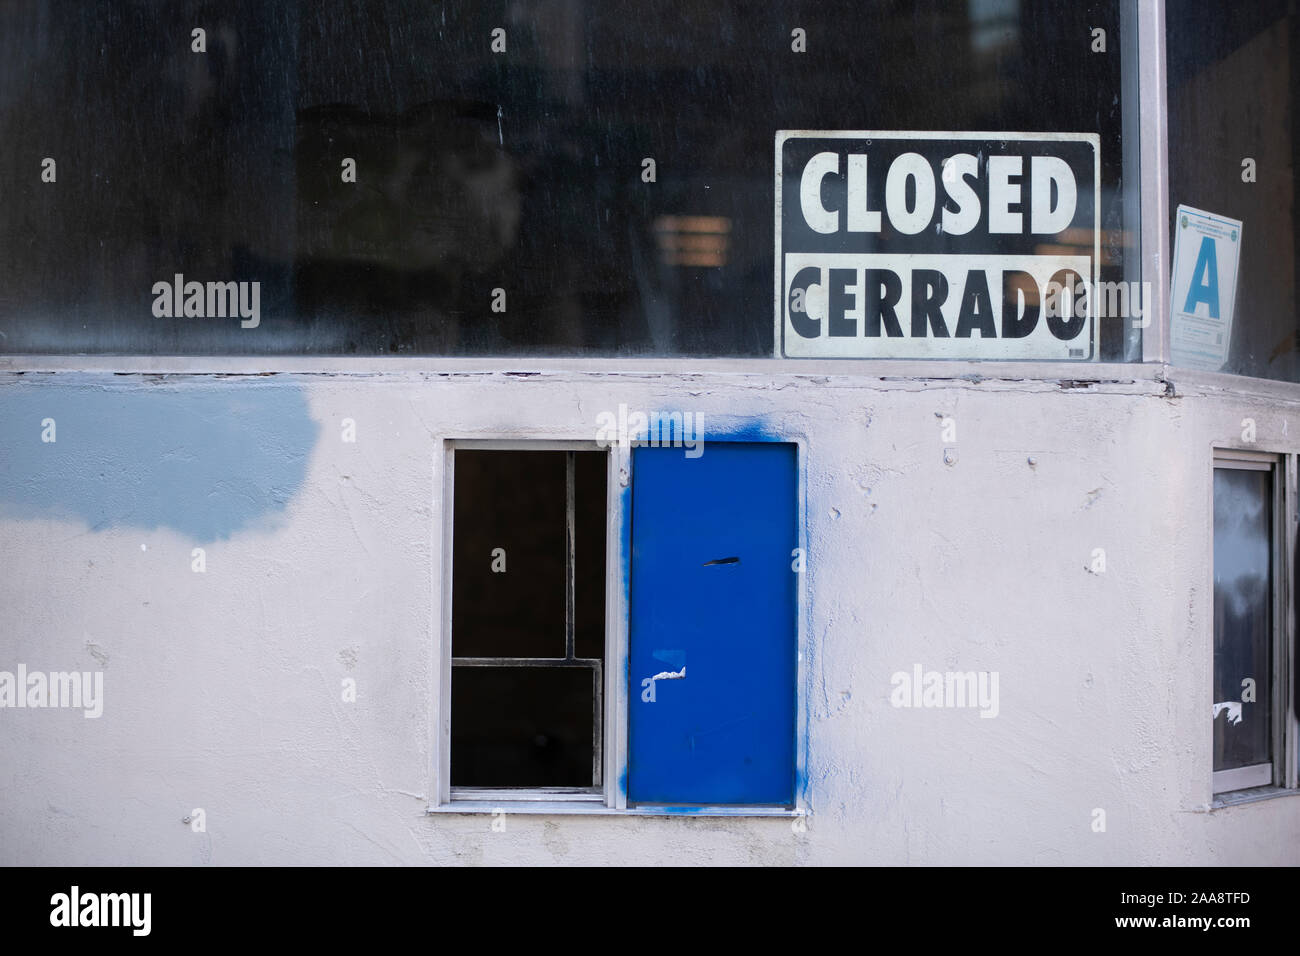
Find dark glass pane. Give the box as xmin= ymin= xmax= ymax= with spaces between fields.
xmin=1168 ymin=2 xmax=1298 ymax=380
xmin=452 ymin=450 xmax=565 ymax=658
xmin=574 ymin=449 xmax=607 ymax=660
xmin=1212 ymin=466 xmax=1272 ymax=772
xmin=450 ymin=665 xmax=596 ymax=787
xmin=0 ymin=0 xmax=1134 ymax=356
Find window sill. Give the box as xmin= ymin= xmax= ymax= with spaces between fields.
xmin=428 ymin=801 xmax=805 ymax=818
xmin=1209 ymin=786 xmax=1300 ymax=809
xmin=0 ymin=354 xmax=1163 ymax=386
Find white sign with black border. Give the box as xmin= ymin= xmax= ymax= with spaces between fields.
xmin=775 ymin=130 xmax=1101 ymax=360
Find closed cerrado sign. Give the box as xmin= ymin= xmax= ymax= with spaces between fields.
xmin=775 ymin=131 xmax=1101 ymax=360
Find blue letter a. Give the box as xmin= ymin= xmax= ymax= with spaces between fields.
xmin=1184 ymin=236 xmax=1220 ymax=318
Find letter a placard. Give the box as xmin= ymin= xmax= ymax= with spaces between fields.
xmin=1170 ymin=204 xmax=1243 ymax=371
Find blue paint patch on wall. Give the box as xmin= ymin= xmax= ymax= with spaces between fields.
xmin=694 ymin=419 xmax=787 ymax=444
xmin=0 ymin=380 xmax=318 ymax=542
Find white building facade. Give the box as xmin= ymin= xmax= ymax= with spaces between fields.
xmin=1 ymin=0 xmax=1298 ymax=865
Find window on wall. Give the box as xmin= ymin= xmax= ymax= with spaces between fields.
xmin=1167 ymin=2 xmax=1298 ymax=381
xmin=0 ymin=0 xmax=1140 ymax=358
xmin=440 ymin=439 xmax=803 ymax=812
xmin=1211 ymin=451 xmax=1288 ymax=795
xmin=449 ymin=448 xmax=607 ymax=791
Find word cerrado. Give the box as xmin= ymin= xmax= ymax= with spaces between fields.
xmin=776 ymin=132 xmax=1100 ymax=360
xmin=786 ymin=257 xmax=1089 ymax=343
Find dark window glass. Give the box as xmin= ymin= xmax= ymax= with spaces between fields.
xmin=452 ymin=450 xmax=566 ymax=658
xmin=1212 ymin=466 xmax=1273 ymax=775
xmin=573 ymin=450 xmax=607 ymax=660
xmin=1168 ymin=1 xmax=1298 ymax=380
xmin=450 ymin=449 xmax=605 ymax=788
xmin=451 ymin=666 xmax=596 ymax=787
xmin=0 ymin=0 xmax=1136 ymax=357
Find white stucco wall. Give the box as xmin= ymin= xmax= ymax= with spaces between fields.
xmin=2 ymin=363 xmax=1298 ymax=865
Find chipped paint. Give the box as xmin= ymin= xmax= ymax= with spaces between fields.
xmin=648 ymin=667 xmax=686 ymax=681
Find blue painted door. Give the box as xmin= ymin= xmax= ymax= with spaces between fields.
xmin=629 ymin=442 xmax=797 ymax=805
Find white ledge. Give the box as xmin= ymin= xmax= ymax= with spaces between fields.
xmin=427 ymin=801 xmax=804 ymax=817
xmin=1209 ymin=786 xmax=1300 ymax=810
xmin=0 ymin=355 xmax=1160 ymax=381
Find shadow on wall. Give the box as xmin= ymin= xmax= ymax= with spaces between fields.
xmin=0 ymin=382 xmax=319 ymax=543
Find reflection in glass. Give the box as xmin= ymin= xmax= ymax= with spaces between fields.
xmin=1212 ymin=466 xmax=1272 ymax=773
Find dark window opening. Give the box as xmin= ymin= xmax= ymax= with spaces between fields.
xmin=450 ymin=448 xmax=607 ymax=789
xmin=1212 ymin=461 xmax=1274 ymax=789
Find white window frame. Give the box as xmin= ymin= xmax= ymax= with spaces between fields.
xmin=427 ymin=436 xmax=808 ymax=817
xmin=1210 ymin=448 xmax=1297 ymax=798
xmin=430 ymin=438 xmax=626 ymax=813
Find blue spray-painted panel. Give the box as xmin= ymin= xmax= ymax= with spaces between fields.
xmin=629 ymin=442 xmax=797 ymax=805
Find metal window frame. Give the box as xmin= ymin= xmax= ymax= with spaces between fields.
xmin=1136 ymin=0 xmax=1170 ymax=365
xmin=432 ymin=438 xmax=625 ymax=810
xmin=1210 ymin=448 xmax=1296 ymax=797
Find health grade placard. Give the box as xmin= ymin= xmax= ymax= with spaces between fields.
xmin=775 ymin=131 xmax=1100 ymax=360
xmin=1169 ymin=205 xmax=1243 ymax=372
